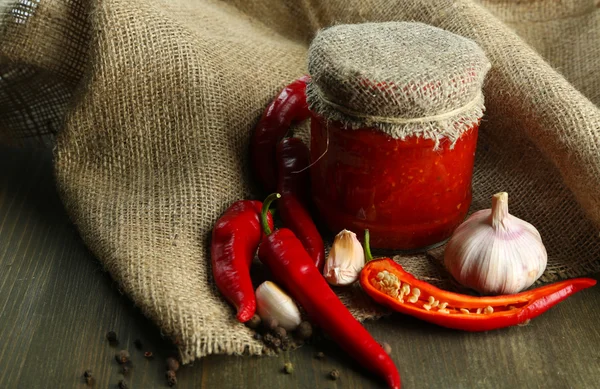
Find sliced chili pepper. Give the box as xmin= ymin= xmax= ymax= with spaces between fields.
xmin=258 ymin=194 xmax=400 ymax=389
xmin=276 ymin=138 xmax=325 ymax=271
xmin=250 ymin=75 xmax=311 ymax=194
xmin=211 ymin=200 xmax=274 ymax=322
xmin=360 ymin=231 xmax=596 ymax=331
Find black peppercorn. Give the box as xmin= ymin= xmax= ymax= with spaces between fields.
xmin=166 ymin=357 xmax=180 ymax=372
xmin=166 ymin=370 xmax=177 ymax=386
xmin=133 ymin=339 xmax=143 ymax=350
xmin=263 ymin=333 xmax=275 ymax=345
xmin=253 ymin=333 xmax=263 ymax=341
xmin=121 ymin=365 xmax=130 ymax=375
xmin=83 ymin=370 xmax=93 ymax=386
xmin=106 ymin=331 xmax=118 ymax=344
xmin=245 ymin=314 xmax=261 ymax=329
xmin=296 ymin=321 xmax=313 ymax=340
xmin=330 ymin=369 xmax=340 ymax=380
xmin=271 ymin=338 xmax=281 ymax=348
xmin=315 ymin=351 xmax=325 ymax=360
xmin=262 ymin=316 xmax=279 ymax=330
xmin=118 ymin=379 xmax=129 ymax=389
xmin=281 ymin=336 xmax=290 ymax=351
xmin=273 ymin=326 xmax=287 ymax=339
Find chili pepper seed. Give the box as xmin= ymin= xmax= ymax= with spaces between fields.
xmin=283 ymin=362 xmax=294 ymax=374
xmin=381 ymin=342 xmax=392 ymax=355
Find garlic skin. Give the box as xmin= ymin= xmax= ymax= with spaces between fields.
xmin=255 ymin=281 xmax=302 ymax=330
xmin=444 ymin=192 xmax=547 ymax=295
xmin=323 ymin=229 xmax=365 ymax=286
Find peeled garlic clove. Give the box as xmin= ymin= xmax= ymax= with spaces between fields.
xmin=255 ymin=281 xmax=301 ymax=331
xmin=444 ymin=192 xmax=547 ymax=295
xmin=323 ymin=229 xmax=365 ymax=286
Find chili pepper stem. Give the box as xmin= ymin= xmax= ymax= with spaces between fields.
xmin=364 ymin=229 xmax=374 ymax=262
xmin=261 ymin=193 xmax=281 ymax=235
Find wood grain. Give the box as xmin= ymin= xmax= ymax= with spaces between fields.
xmin=0 ymin=146 xmax=599 ymax=389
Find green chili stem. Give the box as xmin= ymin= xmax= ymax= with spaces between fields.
xmin=364 ymin=229 xmax=374 ymax=262
xmin=261 ymin=193 xmax=281 ymax=235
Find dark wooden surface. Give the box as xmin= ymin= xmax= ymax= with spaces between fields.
xmin=1 ymin=146 xmax=599 ymax=389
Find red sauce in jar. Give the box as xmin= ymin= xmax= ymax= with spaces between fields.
xmin=310 ymin=113 xmax=479 ymax=250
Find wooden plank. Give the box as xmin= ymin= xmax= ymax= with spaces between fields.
xmin=0 ymin=146 xmax=599 ymax=389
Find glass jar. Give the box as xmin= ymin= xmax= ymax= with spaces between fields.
xmin=310 ymin=115 xmax=479 ymax=250
xmin=305 ymin=22 xmax=490 ymax=250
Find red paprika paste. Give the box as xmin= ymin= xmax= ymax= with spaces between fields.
xmin=310 ymin=116 xmax=479 ymax=250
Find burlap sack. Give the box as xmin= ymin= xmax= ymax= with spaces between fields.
xmin=1 ymin=0 xmax=599 ymax=363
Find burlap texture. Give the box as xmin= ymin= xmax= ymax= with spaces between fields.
xmin=1 ymin=0 xmax=599 ymax=363
xmin=306 ymin=22 xmax=490 ymax=146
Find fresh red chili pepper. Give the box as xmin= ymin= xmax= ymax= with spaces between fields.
xmin=211 ymin=200 xmax=274 ymax=323
xmin=276 ymin=137 xmax=325 ymax=271
xmin=276 ymin=137 xmax=310 ymax=206
xmin=258 ymin=194 xmax=400 ymax=389
xmin=250 ymin=75 xmax=311 ymax=194
xmin=360 ymin=231 xmax=596 ymax=331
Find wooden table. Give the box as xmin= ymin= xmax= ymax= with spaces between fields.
xmin=1 ymin=146 xmax=599 ymax=389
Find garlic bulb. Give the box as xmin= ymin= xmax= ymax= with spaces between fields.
xmin=444 ymin=192 xmax=547 ymax=295
xmin=323 ymin=229 xmax=365 ymax=286
xmin=256 ymin=281 xmax=301 ymax=330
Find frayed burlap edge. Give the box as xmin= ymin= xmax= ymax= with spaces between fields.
xmin=306 ymin=81 xmax=487 ymax=148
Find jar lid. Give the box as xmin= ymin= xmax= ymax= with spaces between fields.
xmin=306 ymin=22 xmax=491 ymax=147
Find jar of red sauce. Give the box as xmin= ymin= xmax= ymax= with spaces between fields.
xmin=305 ymin=22 xmax=491 ymax=250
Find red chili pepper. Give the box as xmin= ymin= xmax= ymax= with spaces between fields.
xmin=258 ymin=194 xmax=400 ymax=389
xmin=276 ymin=138 xmax=325 ymax=270
xmin=211 ymin=200 xmax=274 ymax=322
xmin=360 ymin=231 xmax=596 ymax=331
xmin=250 ymin=76 xmax=311 ymax=194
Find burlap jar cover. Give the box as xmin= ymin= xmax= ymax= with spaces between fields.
xmin=0 ymin=0 xmax=599 ymax=363
xmin=306 ymin=22 xmax=490 ymax=146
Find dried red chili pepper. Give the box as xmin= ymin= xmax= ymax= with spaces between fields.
xmin=211 ymin=200 xmax=274 ymax=322
xmin=276 ymin=137 xmax=325 ymax=271
xmin=258 ymin=194 xmax=400 ymax=389
xmin=250 ymin=75 xmax=311 ymax=194
xmin=360 ymin=231 xmax=596 ymax=331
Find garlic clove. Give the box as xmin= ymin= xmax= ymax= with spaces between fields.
xmin=444 ymin=192 xmax=547 ymax=295
xmin=255 ymin=281 xmax=302 ymax=331
xmin=323 ymin=229 xmax=365 ymax=286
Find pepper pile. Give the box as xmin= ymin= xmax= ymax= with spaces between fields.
xmin=210 ymin=77 xmax=400 ymax=388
